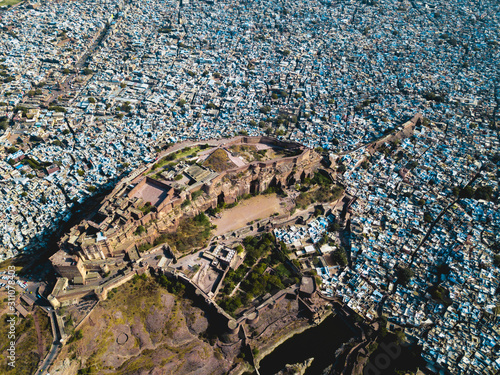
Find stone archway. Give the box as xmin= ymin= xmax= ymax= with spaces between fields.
xmin=300 ymin=170 xmax=307 ymax=183
xmin=217 ymin=192 xmax=225 ymax=205
xmin=250 ymin=180 xmax=260 ymax=195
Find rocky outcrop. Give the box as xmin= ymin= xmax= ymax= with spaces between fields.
xmin=274 ymin=358 xmax=314 ymax=375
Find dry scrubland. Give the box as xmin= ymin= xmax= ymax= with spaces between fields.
xmin=202 ymin=148 xmax=236 ymax=172
xmin=0 ymin=302 xmax=52 ymax=375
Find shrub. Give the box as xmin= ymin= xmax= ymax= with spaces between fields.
xmin=135 ymin=225 xmax=146 ymax=235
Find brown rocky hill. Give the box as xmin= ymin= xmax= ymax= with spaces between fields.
xmin=50 ymin=276 xmax=243 ymax=375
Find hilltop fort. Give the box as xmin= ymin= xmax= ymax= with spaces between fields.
xmin=49 ymin=136 xmax=322 ymax=295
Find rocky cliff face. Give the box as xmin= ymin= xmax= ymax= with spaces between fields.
xmin=151 ymin=150 xmax=322 ymax=234
xmin=274 ymin=358 xmax=314 ymax=375
xmin=205 ymin=150 xmax=321 ymax=204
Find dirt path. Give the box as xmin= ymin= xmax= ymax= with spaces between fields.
xmin=213 ymin=194 xmax=284 ymax=236
xmin=33 ymin=310 xmax=45 ymax=357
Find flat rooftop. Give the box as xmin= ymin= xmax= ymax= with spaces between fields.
xmin=131 ymin=179 xmax=172 ymax=207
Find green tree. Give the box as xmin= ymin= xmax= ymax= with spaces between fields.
xmin=332 ymin=247 xmax=347 ymax=266
xmin=135 ymin=225 xmax=146 ymax=235
xmin=260 ymin=105 xmax=271 ymax=114
xmin=493 ymin=254 xmax=500 ymax=267
xmin=337 ymin=164 xmax=346 ymax=173
xmin=474 ymin=185 xmax=493 ymax=201
xmin=459 ymin=186 xmax=474 ymax=199
xmin=397 ymin=267 xmax=414 ymax=286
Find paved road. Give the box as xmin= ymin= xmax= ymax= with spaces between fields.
xmin=36 ymin=342 xmax=61 ymax=375
xmin=35 ymin=310 xmax=61 ymax=375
